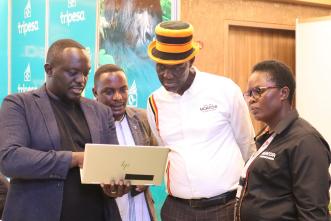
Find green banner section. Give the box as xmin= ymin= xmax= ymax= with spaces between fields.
xmin=11 ymin=0 xmax=46 ymax=94
xmin=48 ymin=0 xmax=97 ymax=98
xmin=0 ymin=0 xmax=8 ymax=104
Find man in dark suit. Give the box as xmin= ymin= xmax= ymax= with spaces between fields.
xmin=93 ymin=64 xmax=158 ymax=221
xmin=0 ymin=172 xmax=8 ymax=217
xmin=0 ymin=39 xmax=121 ymax=221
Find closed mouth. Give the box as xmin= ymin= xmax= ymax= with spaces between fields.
xmin=163 ymin=82 xmax=177 ymax=87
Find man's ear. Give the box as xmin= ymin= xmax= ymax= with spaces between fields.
xmin=280 ymin=86 xmax=290 ymax=101
xmin=189 ymin=57 xmax=195 ymax=67
xmin=44 ymin=63 xmax=52 ymax=76
xmin=92 ymin=87 xmax=98 ymax=100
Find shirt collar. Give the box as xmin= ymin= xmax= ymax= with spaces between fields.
xmin=162 ymin=66 xmax=200 ymax=97
xmin=255 ymin=109 xmax=298 ymax=143
xmin=273 ymin=109 xmax=299 ymax=135
xmin=115 ymin=113 xmax=126 ymax=123
xmin=184 ymin=66 xmax=199 ymax=96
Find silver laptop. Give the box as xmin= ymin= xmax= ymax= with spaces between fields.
xmin=80 ymin=144 xmax=170 ymax=185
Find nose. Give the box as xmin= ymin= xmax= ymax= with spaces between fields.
xmin=162 ymin=69 xmax=174 ymax=79
xmin=247 ymin=96 xmax=257 ymax=105
xmin=112 ymin=91 xmax=122 ymax=100
xmin=75 ymin=72 xmax=87 ymax=84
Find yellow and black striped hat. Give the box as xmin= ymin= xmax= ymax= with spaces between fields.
xmin=148 ymin=21 xmax=199 ymax=65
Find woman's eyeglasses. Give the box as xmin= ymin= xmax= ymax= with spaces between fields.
xmin=243 ymin=86 xmax=280 ymax=100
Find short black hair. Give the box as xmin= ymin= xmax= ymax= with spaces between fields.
xmin=94 ymin=64 xmax=124 ymax=85
xmin=46 ymin=39 xmax=85 ymax=64
xmin=252 ymin=60 xmax=296 ymax=103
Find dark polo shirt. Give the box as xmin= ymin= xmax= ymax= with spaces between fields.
xmin=240 ymin=110 xmax=330 ymax=221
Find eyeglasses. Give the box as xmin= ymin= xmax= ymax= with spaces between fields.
xmin=243 ymin=86 xmax=280 ymax=100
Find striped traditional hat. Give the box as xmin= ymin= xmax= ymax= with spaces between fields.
xmin=148 ymin=21 xmax=199 ymax=65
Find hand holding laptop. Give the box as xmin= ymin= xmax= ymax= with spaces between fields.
xmin=71 ymin=152 xmax=84 ymax=168
xmin=101 ymin=179 xmax=131 ymax=198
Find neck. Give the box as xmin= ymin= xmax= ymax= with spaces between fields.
xmin=45 ymin=86 xmax=60 ymax=101
xmin=46 ymin=87 xmax=78 ymax=105
xmin=115 ymin=114 xmax=125 ymax=122
xmin=267 ymin=103 xmax=292 ymax=131
xmin=177 ymin=68 xmax=196 ymax=95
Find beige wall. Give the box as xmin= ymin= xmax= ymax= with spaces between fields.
xmin=181 ymin=0 xmax=331 ymax=75
xmin=296 ymin=16 xmax=331 ymax=145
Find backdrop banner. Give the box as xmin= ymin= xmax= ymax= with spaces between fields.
xmin=48 ymin=0 xmax=97 ymax=98
xmin=0 ymin=0 xmax=8 ymax=103
xmin=11 ymin=0 xmax=46 ymax=94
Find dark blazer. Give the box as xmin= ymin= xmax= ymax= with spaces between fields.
xmin=0 ymin=173 xmax=8 ymax=218
xmin=0 ymin=86 xmax=119 ymax=221
xmin=126 ymin=107 xmax=158 ymax=221
xmin=126 ymin=107 xmax=158 ymax=147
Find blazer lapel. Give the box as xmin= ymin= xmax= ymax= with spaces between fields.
xmin=80 ymin=98 xmax=101 ymax=143
xmin=33 ymin=86 xmax=61 ymax=149
xmin=126 ymin=108 xmax=144 ymax=146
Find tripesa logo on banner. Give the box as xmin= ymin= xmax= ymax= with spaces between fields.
xmin=17 ymin=63 xmax=37 ymax=92
xmin=60 ymin=0 xmax=86 ymax=26
xmin=18 ymin=0 xmax=39 ymax=35
xmin=128 ymin=80 xmax=138 ymax=107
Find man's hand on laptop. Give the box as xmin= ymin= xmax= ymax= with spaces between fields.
xmin=71 ymin=152 xmax=84 ymax=168
xmin=101 ymin=179 xmax=131 ymax=198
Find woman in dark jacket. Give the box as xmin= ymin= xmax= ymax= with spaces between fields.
xmin=235 ymin=60 xmax=330 ymax=221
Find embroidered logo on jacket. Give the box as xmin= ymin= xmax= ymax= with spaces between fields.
xmin=260 ymin=151 xmax=276 ymax=160
xmin=200 ymin=104 xmax=218 ymax=112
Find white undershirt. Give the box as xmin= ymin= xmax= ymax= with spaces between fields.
xmin=115 ymin=116 xmax=151 ymax=221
